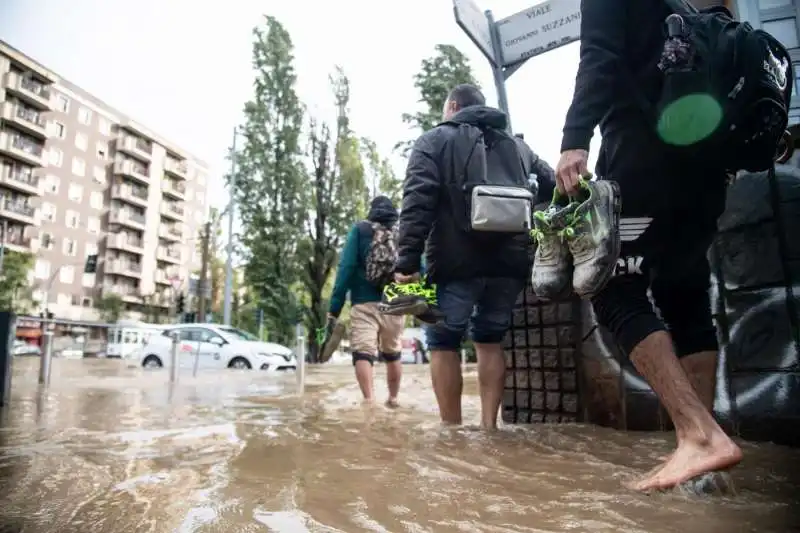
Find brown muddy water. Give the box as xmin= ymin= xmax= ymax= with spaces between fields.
xmin=0 ymin=358 xmax=798 ymax=533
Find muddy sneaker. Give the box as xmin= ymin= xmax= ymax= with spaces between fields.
xmin=562 ymin=179 xmax=622 ymax=299
xmin=379 ymin=280 xmax=430 ymax=316
xmin=530 ymin=190 xmax=577 ymax=300
xmin=318 ymin=317 xmax=345 ymax=363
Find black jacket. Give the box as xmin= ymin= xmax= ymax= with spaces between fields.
xmin=395 ymin=105 xmax=534 ymax=283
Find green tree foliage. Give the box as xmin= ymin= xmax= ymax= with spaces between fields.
xmin=228 ymin=16 xmax=305 ymax=345
xmin=194 ymin=207 xmax=225 ymax=318
xmin=297 ymin=67 xmax=368 ymax=361
xmin=96 ymin=293 xmax=125 ymax=323
xmin=0 ymin=250 xmax=34 ymax=313
xmin=360 ymin=137 xmax=402 ymax=207
xmin=396 ymin=44 xmax=481 ymax=153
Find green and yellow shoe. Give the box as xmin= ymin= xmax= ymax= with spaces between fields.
xmin=379 ymin=278 xmax=442 ymax=323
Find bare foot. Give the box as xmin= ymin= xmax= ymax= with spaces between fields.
xmin=385 ymin=397 xmax=400 ymax=409
xmin=625 ymin=434 xmax=742 ymax=492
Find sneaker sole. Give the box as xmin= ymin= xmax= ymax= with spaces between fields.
xmin=319 ymin=323 xmax=346 ymax=363
xmin=378 ymin=300 xmax=429 ymax=316
xmin=575 ymin=180 xmax=622 ymax=299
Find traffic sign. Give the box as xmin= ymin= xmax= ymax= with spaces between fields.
xmin=495 ymin=0 xmax=581 ymax=66
xmin=453 ymin=0 xmax=497 ymax=66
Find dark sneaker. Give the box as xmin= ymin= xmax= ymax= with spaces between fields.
xmin=319 ymin=317 xmax=345 ymax=363
xmin=415 ymin=305 xmax=446 ymax=325
xmin=563 ymin=179 xmax=622 ymax=299
xmin=530 ymin=190 xmax=577 ymax=300
xmin=379 ymin=281 xmax=430 ymax=316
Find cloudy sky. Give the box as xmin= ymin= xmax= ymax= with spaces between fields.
xmin=0 ymin=0 xmax=600 ymax=214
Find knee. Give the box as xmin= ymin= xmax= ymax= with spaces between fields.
xmin=425 ymin=324 xmax=465 ymax=351
xmin=652 ymin=281 xmax=718 ymax=357
xmin=591 ymin=275 xmax=665 ymax=355
xmin=380 ymin=351 xmax=402 ymax=363
xmin=352 ymin=351 xmax=374 ymax=366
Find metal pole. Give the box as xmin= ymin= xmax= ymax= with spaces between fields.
xmin=197 ymin=222 xmax=211 ymax=322
xmin=295 ymin=324 xmax=305 ymax=393
xmin=486 ymin=10 xmax=512 ymax=131
xmin=170 ymin=331 xmax=180 ymax=383
xmin=39 ymin=330 xmax=53 ymax=386
xmin=257 ymin=309 xmax=264 ymax=341
xmin=223 ymin=128 xmax=238 ymax=325
xmin=461 ymin=348 xmax=467 ymax=374
xmin=0 ymin=218 xmax=7 ymax=275
xmin=192 ymin=342 xmax=201 ymax=378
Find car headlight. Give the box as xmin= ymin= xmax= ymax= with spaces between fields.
xmin=257 ymin=352 xmax=293 ymax=362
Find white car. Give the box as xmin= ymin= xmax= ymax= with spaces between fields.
xmin=138 ymin=323 xmax=297 ymax=372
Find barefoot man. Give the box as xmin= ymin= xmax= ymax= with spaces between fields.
xmin=555 ymin=0 xmax=743 ymax=490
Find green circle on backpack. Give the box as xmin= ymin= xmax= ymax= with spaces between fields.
xmin=656 ymin=93 xmax=723 ymax=146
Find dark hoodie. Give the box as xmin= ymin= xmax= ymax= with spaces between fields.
xmin=395 ymin=105 xmax=532 ymax=283
xmin=329 ymin=196 xmax=398 ymax=316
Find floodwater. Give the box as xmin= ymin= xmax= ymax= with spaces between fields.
xmin=0 ymin=359 xmax=798 ymax=533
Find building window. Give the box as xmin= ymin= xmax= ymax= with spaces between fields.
xmin=761 ymin=18 xmax=799 ymax=49
xmin=72 ymin=157 xmax=86 ymax=177
xmin=55 ymin=94 xmax=70 ymax=113
xmin=78 ymin=107 xmax=93 ymax=126
xmin=35 ymin=259 xmax=50 ymax=280
xmin=66 ymin=210 xmax=80 ymax=229
xmin=96 ymin=142 xmax=107 ymax=160
xmin=57 ymin=294 xmax=71 ymax=307
xmin=40 ymin=232 xmax=54 ymax=250
xmin=41 ymin=202 xmax=56 ymax=222
xmin=50 ymin=121 xmax=66 ymax=139
xmin=98 ymin=117 xmax=111 ymax=135
xmin=90 ymin=191 xmax=103 ymax=210
xmin=87 ymin=216 xmax=101 ymax=234
xmin=197 ymin=172 xmax=205 ymax=186
xmin=195 ymin=190 xmax=204 ymax=204
xmin=68 ymin=183 xmax=84 ymax=202
xmin=86 ymin=242 xmax=98 ymax=256
xmin=59 ymin=264 xmax=75 ymax=282
xmin=48 ymin=148 xmax=63 ymax=167
xmin=75 ymin=132 xmax=88 ymax=151
xmin=82 ymin=273 xmax=95 ymax=288
xmin=62 ymin=239 xmax=78 ymax=257
xmin=93 ymin=166 xmax=107 ymax=184
xmin=44 ymin=175 xmax=60 ymax=194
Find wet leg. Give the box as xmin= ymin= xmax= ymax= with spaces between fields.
xmin=353 ymin=356 xmax=375 ymax=402
xmin=430 ymin=350 xmax=463 ymax=424
xmin=627 ymin=332 xmax=741 ymax=491
xmin=384 ymin=358 xmax=403 ymax=408
xmin=474 ymin=342 xmax=505 ymax=430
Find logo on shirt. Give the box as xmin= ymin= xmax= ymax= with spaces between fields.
xmin=763 ymin=47 xmax=788 ymax=91
xmin=613 ymin=255 xmax=644 ymax=277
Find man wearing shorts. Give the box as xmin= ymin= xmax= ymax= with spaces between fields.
xmin=554 ymin=0 xmax=742 ymax=490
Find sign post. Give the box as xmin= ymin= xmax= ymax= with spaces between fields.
xmin=453 ymin=0 xmax=582 ymax=129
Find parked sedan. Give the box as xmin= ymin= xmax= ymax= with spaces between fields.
xmin=138 ymin=323 xmax=297 ymax=372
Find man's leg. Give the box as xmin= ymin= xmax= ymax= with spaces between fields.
xmin=471 ymin=277 xmax=525 ymax=429
xmin=425 ymin=281 xmax=478 ymax=424
xmin=593 ymin=273 xmax=741 ymax=491
xmin=349 ymin=304 xmax=379 ymax=402
xmin=378 ymin=312 xmax=406 ymax=408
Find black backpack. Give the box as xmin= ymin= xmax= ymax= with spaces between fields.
xmin=442 ymin=122 xmax=533 ymax=234
xmin=650 ymin=0 xmax=793 ymax=172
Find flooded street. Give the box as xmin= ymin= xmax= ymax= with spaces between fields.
xmin=0 ymin=359 xmax=798 ymax=533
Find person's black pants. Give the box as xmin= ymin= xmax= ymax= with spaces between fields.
xmin=591 ymin=126 xmax=728 ymax=357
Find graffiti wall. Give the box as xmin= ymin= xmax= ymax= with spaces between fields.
xmin=502 ymin=166 xmax=800 ymax=447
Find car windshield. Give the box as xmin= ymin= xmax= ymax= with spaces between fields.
xmin=217 ymin=326 xmax=260 ymax=342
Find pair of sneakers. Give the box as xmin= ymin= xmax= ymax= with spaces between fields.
xmin=531 ymin=178 xmax=622 ymax=300
xmin=378 ymin=276 xmax=445 ymax=325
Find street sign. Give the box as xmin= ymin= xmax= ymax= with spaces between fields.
xmin=169 ymin=276 xmax=182 ymax=291
xmin=496 ymin=0 xmax=581 ymax=66
xmin=453 ymin=0 xmax=497 ymax=66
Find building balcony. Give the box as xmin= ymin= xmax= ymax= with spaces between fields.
xmin=0 ymin=131 xmax=45 ymax=167
xmin=102 ymin=282 xmax=142 ymax=303
xmin=116 ymin=134 xmax=152 ymax=162
xmin=0 ymin=102 xmax=48 ymax=140
xmin=107 ymin=233 xmax=145 ymax=255
xmin=109 ymin=209 xmax=146 ymax=231
xmin=160 ymin=201 xmax=185 ymax=221
xmin=110 ymin=184 xmax=149 ymax=208
xmin=104 ymin=258 xmax=143 ymax=278
xmin=156 ymin=246 xmax=181 ymax=264
xmin=0 ymin=226 xmax=33 ymax=253
xmin=0 ymin=197 xmax=36 ymax=225
xmin=161 ymin=178 xmax=186 ymax=200
xmin=113 ymin=159 xmax=150 ymax=185
xmin=164 ymin=157 xmax=188 ymax=180
xmin=0 ymin=165 xmax=40 ymax=196
xmin=158 ymin=224 xmax=183 ymax=242
xmin=3 ymin=71 xmax=52 ymax=111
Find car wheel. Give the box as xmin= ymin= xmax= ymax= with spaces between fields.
xmin=228 ymin=356 xmax=252 ymax=370
xmin=142 ymin=355 xmax=163 ymax=368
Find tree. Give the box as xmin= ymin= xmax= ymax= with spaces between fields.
xmin=396 ymin=44 xmax=481 ymax=154
xmin=194 ymin=207 xmax=225 ymax=318
xmin=361 ymin=137 xmax=402 ymax=206
xmin=228 ymin=16 xmax=306 ymax=345
xmin=297 ymin=67 xmax=368 ymax=362
xmin=0 ymin=250 xmax=34 ymax=313
xmin=96 ymin=293 xmax=125 ymax=323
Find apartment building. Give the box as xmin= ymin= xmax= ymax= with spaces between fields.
xmin=0 ymin=40 xmax=209 ymax=322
